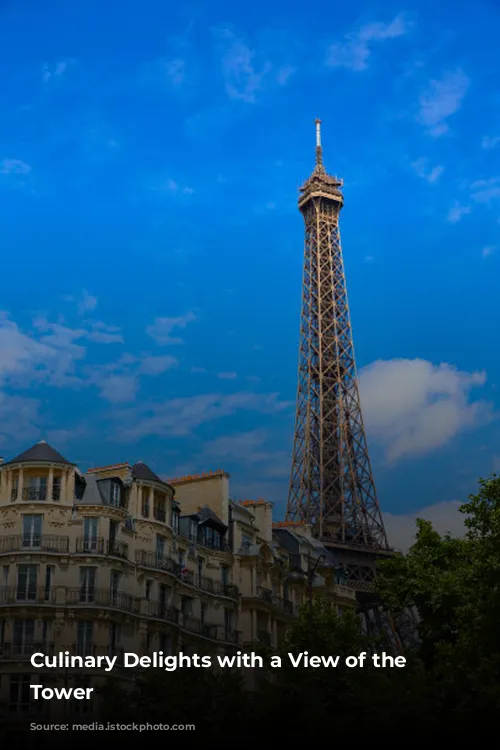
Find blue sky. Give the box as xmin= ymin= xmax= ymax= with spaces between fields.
xmin=1 ymin=0 xmax=499 ymax=543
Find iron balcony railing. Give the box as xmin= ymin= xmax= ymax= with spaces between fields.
xmin=142 ymin=599 xmax=180 ymax=624
xmin=0 ymin=535 xmax=70 ymax=554
xmin=0 ymin=641 xmax=55 ymax=658
xmin=65 ymin=588 xmax=139 ymax=613
xmin=197 ymin=577 xmax=239 ymax=599
xmin=0 ymin=586 xmax=55 ymax=605
xmin=75 ymin=538 xmax=129 ymax=558
xmin=135 ymin=549 xmax=180 ymax=575
xmin=257 ymin=586 xmax=273 ymax=603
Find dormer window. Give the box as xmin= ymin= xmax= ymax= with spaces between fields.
xmin=110 ymin=483 xmax=121 ymax=507
xmin=189 ymin=519 xmax=197 ymax=542
xmin=171 ymin=507 xmax=179 ymax=534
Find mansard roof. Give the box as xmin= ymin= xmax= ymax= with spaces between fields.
xmin=6 ymin=440 xmax=73 ymax=466
xmin=131 ymin=461 xmax=171 ymax=488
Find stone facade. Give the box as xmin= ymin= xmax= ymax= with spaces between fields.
xmin=0 ymin=441 xmax=356 ymax=719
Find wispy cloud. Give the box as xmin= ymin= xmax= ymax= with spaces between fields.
xmin=156 ymin=178 xmax=194 ymax=196
xmin=0 ymin=159 xmax=31 ymax=175
xmin=112 ymin=391 xmax=292 ymax=440
xmin=326 ymin=15 xmax=410 ymax=71
xmin=78 ymin=290 xmax=97 ymax=315
xmin=146 ymin=312 xmax=196 ymax=345
xmin=482 ymin=246 xmax=496 ymax=258
xmin=470 ymin=176 xmax=500 ymax=203
xmin=212 ymin=26 xmax=294 ymax=103
xmin=447 ymin=203 xmax=471 ymax=223
xmin=42 ymin=60 xmax=72 ymax=83
xmin=417 ymin=69 xmax=470 ymax=137
xmin=217 ymin=371 xmax=237 ymax=380
xmin=411 ymin=158 xmax=444 ymax=183
xmin=481 ymin=135 xmax=500 ymax=150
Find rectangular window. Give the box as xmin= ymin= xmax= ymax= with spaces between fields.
xmin=141 ymin=491 xmax=149 ymax=518
xmin=189 ymin=519 xmax=197 ymax=542
xmin=159 ymin=583 xmax=169 ymax=616
xmin=181 ymin=597 xmax=192 ymax=617
xmin=3 ymin=565 xmax=9 ymax=586
xmin=145 ymin=580 xmax=152 ymax=600
xmin=171 ymin=508 xmax=179 ymax=534
xmin=224 ymin=609 xmax=234 ymax=637
xmin=79 ymin=567 xmax=96 ymax=603
xmin=77 ymin=621 xmax=93 ymax=657
xmin=83 ymin=517 xmax=99 ymax=551
xmin=9 ymin=675 xmax=32 ymax=713
xmin=242 ymin=534 xmax=252 ymax=549
xmin=16 ymin=565 xmax=37 ymax=601
xmin=44 ymin=565 xmax=54 ymax=602
xmin=221 ymin=566 xmax=229 ymax=585
xmin=110 ymin=571 xmax=120 ymax=604
xmin=22 ymin=514 xmax=43 ymax=548
xmin=109 ymin=622 xmax=120 ymax=653
xmin=178 ymin=549 xmax=185 ymax=569
xmin=197 ymin=557 xmax=204 ymax=580
xmin=52 ymin=476 xmax=61 ymax=501
xmin=26 ymin=476 xmax=47 ymax=501
xmin=13 ymin=619 xmax=35 ymax=655
xmin=111 ymin=482 xmax=121 ymax=507
xmin=156 ymin=535 xmax=165 ymax=559
xmin=200 ymin=602 xmax=206 ymax=625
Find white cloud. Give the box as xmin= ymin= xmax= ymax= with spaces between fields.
xmin=481 ymin=135 xmax=500 ymax=150
xmin=359 ymin=358 xmax=493 ymax=462
xmin=411 ymin=158 xmax=444 ymax=183
xmin=0 ymin=392 xmax=41 ymax=448
xmin=96 ymin=374 xmax=138 ymax=404
xmin=384 ymin=501 xmax=465 ymax=553
xmin=326 ymin=15 xmax=410 ymax=71
xmin=418 ymin=69 xmax=470 ymax=136
xmin=78 ymin=290 xmax=97 ymax=315
xmin=42 ymin=60 xmax=71 ymax=83
xmin=0 ymin=159 xmax=31 ymax=175
xmin=113 ymin=391 xmax=291 ymax=440
xmin=217 ymin=371 xmax=237 ymax=379
xmin=482 ymin=246 xmax=496 ymax=258
xmin=213 ymin=27 xmax=293 ymax=103
xmin=146 ymin=312 xmax=196 ymax=345
xmin=470 ymin=176 xmax=500 ymax=203
xmin=138 ymin=355 xmax=178 ymax=375
xmin=447 ymin=203 xmax=471 ymax=223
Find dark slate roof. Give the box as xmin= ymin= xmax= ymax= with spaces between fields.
xmin=131 ymin=462 xmax=170 ymax=487
xmin=181 ymin=504 xmax=227 ymax=530
xmin=6 ymin=441 xmax=73 ymax=466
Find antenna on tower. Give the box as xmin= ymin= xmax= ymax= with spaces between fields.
xmin=315 ymin=118 xmax=323 ymax=166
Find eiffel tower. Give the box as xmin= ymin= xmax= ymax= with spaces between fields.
xmin=286 ymin=120 xmax=392 ymax=591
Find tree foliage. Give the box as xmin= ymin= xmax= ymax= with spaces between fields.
xmin=99 ymin=475 xmax=500 ymax=738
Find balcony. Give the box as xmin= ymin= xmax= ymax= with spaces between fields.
xmin=142 ymin=599 xmax=179 ymax=624
xmin=0 ymin=535 xmax=69 ymax=554
xmin=197 ymin=577 xmax=239 ymax=599
xmin=75 ymin=538 xmax=129 ymax=558
xmin=65 ymin=588 xmax=139 ymax=613
xmin=135 ymin=549 xmax=179 ymax=575
xmin=182 ymin=615 xmax=218 ymax=640
xmin=0 ymin=641 xmax=55 ymax=658
xmin=272 ymin=596 xmax=294 ymax=615
xmin=0 ymin=586 xmax=54 ymax=605
xmin=257 ymin=586 xmax=273 ymax=604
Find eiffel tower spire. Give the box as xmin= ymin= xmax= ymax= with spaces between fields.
xmin=286 ymin=120 xmax=390 ymax=587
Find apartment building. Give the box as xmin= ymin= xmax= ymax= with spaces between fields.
xmin=0 ymin=441 xmax=356 ymax=719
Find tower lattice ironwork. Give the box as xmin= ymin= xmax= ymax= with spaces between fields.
xmin=286 ymin=120 xmax=391 ymax=588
